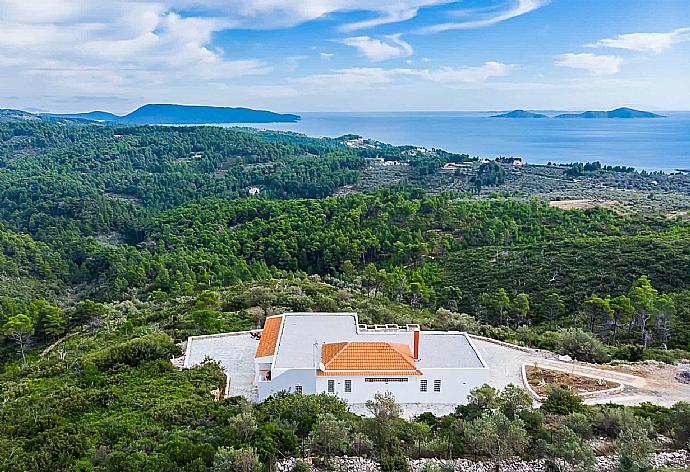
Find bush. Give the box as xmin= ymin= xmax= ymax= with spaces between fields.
xmin=540 ymin=386 xmax=584 ymax=415
xmin=420 ymin=461 xmax=454 ymax=472
xmin=527 ymin=330 xmax=561 ymax=351
xmin=594 ymin=407 xmax=653 ymax=439
xmin=610 ymin=344 xmax=646 ymax=362
xmin=563 ymin=412 xmax=593 ymax=439
xmin=291 ymin=459 xmax=310 ymax=472
xmin=84 ymin=332 xmax=180 ymax=370
xmin=212 ymin=446 xmax=261 ymax=472
xmin=380 ymin=453 xmax=409 ymax=472
xmin=670 ymin=402 xmax=690 ymax=447
xmin=556 ymin=328 xmax=610 ymax=363
xmin=617 ymin=426 xmax=656 ymax=472
xmin=642 ymin=348 xmax=690 ymax=364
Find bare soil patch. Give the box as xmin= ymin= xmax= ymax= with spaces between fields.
xmin=525 ymin=365 xmax=620 ymax=397
xmin=548 ymin=199 xmax=618 ymax=210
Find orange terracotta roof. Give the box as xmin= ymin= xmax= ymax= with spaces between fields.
xmin=255 ymin=315 xmax=283 ymax=358
xmin=318 ymin=342 xmax=421 ymax=376
xmin=317 ymin=370 xmax=422 ymax=377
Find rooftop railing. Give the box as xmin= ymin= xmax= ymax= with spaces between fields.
xmin=357 ymin=323 xmax=420 ymax=333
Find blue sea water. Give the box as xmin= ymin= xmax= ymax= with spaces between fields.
xmin=237 ymin=111 xmax=690 ymax=172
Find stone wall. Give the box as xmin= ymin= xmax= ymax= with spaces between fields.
xmin=276 ymin=450 xmax=690 ymax=472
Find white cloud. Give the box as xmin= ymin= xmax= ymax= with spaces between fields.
xmin=117 ymin=0 xmax=542 ymax=33
xmin=319 ymin=53 xmax=335 ymax=60
xmin=588 ymin=27 xmax=690 ymax=53
xmin=0 ymin=1 xmax=271 ymax=109
xmin=286 ymin=55 xmax=308 ymax=71
xmin=418 ymin=0 xmax=549 ymax=34
xmin=423 ymin=61 xmax=512 ymax=83
xmin=341 ymin=34 xmax=413 ymax=62
xmin=291 ymin=61 xmax=511 ymax=90
xmin=291 ymin=67 xmax=417 ymax=89
xmin=175 ymin=0 xmax=453 ymax=30
xmin=556 ymin=53 xmax=622 ymax=76
xmin=338 ymin=2 xmax=451 ymax=32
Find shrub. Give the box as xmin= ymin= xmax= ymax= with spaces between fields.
xmin=541 ymin=425 xmax=596 ymax=472
xmin=380 ymin=453 xmax=409 ymax=472
xmin=84 ymin=332 xmax=179 ymax=370
xmin=670 ymin=402 xmax=690 ymax=447
xmin=529 ymin=330 xmax=561 ymax=351
xmin=349 ymin=432 xmax=374 ymax=457
xmin=291 ymin=459 xmax=310 ymax=472
xmin=540 ymin=386 xmax=584 ymax=415
xmin=434 ymin=308 xmax=480 ymax=333
xmin=563 ymin=412 xmax=593 ymax=439
xmin=617 ymin=426 xmax=656 ymax=472
xmin=420 ymin=461 xmax=454 ymax=472
xmin=611 ymin=344 xmax=645 ymax=362
xmin=211 ymin=446 xmax=261 ymax=472
xmin=556 ymin=328 xmax=610 ymax=363
xmin=642 ymin=348 xmax=689 ymax=364
xmin=594 ymin=407 xmax=653 ymax=439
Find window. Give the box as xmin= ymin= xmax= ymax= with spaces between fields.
xmin=345 ymin=380 xmax=352 ymax=393
xmin=433 ymin=379 xmax=441 ymax=392
xmin=364 ymin=377 xmax=408 ymax=383
xmin=420 ymin=379 xmax=427 ymax=392
xmin=328 ymin=380 xmax=335 ymax=393
xmin=295 ymin=385 xmax=302 ymax=394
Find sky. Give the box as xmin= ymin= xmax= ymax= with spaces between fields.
xmin=1 ymin=0 xmax=689 ymax=113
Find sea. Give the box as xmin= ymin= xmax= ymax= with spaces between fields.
xmin=226 ymin=111 xmax=690 ymax=173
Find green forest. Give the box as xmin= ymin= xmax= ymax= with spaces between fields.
xmin=1 ymin=121 xmax=689 ymax=471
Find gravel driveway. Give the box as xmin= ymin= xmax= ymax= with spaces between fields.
xmin=470 ymin=335 xmax=690 ymax=407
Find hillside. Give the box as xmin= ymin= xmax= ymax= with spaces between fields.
xmin=491 ymin=109 xmax=548 ymax=118
xmin=1 ymin=120 xmax=690 ymax=471
xmin=0 ymin=108 xmax=90 ymax=123
xmin=44 ymin=110 xmax=121 ymax=121
xmin=0 ymin=120 xmax=689 ymax=356
xmin=47 ymin=103 xmax=301 ymax=124
xmin=555 ymin=107 xmax=664 ymax=119
xmin=1 ymin=276 xmax=689 ymax=470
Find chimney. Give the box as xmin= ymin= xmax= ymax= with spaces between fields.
xmin=413 ymin=329 xmax=420 ymax=360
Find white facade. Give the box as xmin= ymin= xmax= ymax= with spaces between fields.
xmin=255 ymin=312 xmax=489 ymax=404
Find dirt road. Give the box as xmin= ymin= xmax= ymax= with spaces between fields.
xmin=470 ymin=335 xmax=690 ymax=407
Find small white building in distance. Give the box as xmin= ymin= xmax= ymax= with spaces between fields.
xmin=255 ymin=312 xmax=489 ymax=404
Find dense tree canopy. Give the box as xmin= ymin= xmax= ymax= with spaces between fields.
xmin=1 ymin=121 xmax=689 ymax=469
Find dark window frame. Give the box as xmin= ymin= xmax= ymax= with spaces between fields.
xmin=364 ymin=377 xmax=409 ymax=383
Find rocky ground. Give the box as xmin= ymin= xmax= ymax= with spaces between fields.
xmin=276 ymin=450 xmax=690 ymax=472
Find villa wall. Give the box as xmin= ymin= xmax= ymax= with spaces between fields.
xmin=259 ymin=367 xmax=317 ymax=399
xmin=260 ymin=366 xmax=489 ymax=404
xmin=316 ymin=368 xmax=489 ymax=404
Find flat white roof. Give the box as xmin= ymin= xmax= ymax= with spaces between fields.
xmin=271 ymin=312 xmax=485 ymax=371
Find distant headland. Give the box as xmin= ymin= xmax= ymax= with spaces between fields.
xmin=43 ymin=104 xmax=301 ymax=124
xmin=492 ymin=107 xmax=664 ymax=119
xmin=491 ymin=109 xmax=548 ymax=118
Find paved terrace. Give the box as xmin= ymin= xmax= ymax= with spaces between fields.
xmin=183 ymin=331 xmax=260 ymax=401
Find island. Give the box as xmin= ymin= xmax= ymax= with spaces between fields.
xmin=491 ymin=109 xmax=548 ymax=118
xmin=43 ymin=103 xmax=301 ymax=124
xmin=554 ymin=107 xmax=664 ymax=119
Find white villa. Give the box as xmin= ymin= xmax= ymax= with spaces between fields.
xmin=254 ymin=312 xmax=489 ymax=404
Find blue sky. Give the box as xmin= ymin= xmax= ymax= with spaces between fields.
xmin=1 ymin=0 xmax=689 ymax=112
